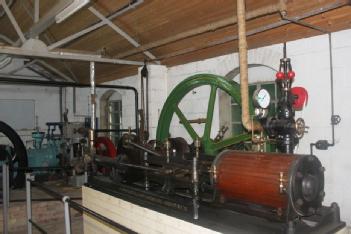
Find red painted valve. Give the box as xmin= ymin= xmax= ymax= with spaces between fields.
xmin=94 ymin=137 xmax=117 ymax=159
xmin=291 ymin=87 xmax=308 ymax=110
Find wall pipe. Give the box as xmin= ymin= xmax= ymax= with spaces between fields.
xmin=89 ymin=62 xmax=96 ymax=150
xmin=59 ymin=87 xmax=63 ymax=122
xmin=236 ymin=0 xmax=262 ymax=131
xmin=140 ymin=65 xmax=145 ymax=142
xmin=141 ymin=64 xmax=149 ymax=137
xmin=278 ymin=16 xmax=341 ymax=154
xmin=0 ymin=77 xmax=139 ymax=135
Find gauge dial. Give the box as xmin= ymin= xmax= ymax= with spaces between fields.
xmin=253 ymin=88 xmax=271 ymax=109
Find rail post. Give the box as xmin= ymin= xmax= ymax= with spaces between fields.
xmin=2 ymin=162 xmax=9 ymax=234
xmin=62 ymin=196 xmax=72 ymax=234
xmin=26 ymin=173 xmax=33 ymax=234
xmin=6 ymin=160 xmax=9 ymax=208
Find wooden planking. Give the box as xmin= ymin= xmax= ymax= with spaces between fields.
xmin=82 ymin=186 xmax=219 ymax=234
xmin=160 ymin=5 xmax=351 ymax=68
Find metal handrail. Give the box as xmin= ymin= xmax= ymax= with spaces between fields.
xmin=25 ymin=173 xmax=137 ymax=234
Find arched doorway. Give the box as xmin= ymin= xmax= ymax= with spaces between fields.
xmin=100 ymin=90 xmax=122 ymax=144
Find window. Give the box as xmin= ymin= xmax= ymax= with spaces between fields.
xmin=108 ymin=100 xmax=122 ymax=144
xmin=0 ymin=99 xmax=35 ymax=130
xmin=231 ymin=82 xmax=278 ymax=135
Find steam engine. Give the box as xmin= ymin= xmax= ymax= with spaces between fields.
xmin=90 ymin=57 xmax=342 ymax=233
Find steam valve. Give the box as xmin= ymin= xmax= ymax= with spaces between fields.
xmin=291 ymin=87 xmax=308 ymax=110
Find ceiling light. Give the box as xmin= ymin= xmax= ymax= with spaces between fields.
xmin=55 ymin=0 xmax=90 ymax=24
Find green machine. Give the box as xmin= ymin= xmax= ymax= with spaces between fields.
xmin=156 ymin=74 xmax=254 ymax=155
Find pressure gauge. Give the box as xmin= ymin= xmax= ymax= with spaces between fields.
xmin=253 ymin=88 xmax=271 ymax=109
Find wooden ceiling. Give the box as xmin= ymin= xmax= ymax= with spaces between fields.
xmin=1 ymin=0 xmax=351 ymax=83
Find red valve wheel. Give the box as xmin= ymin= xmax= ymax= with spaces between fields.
xmin=94 ymin=137 xmax=117 ymax=158
xmin=291 ymin=87 xmax=308 ymax=110
xmin=94 ymin=137 xmax=117 ymax=174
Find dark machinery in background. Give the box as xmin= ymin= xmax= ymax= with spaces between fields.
xmin=89 ymin=58 xmax=345 ymax=234
xmin=0 ymin=120 xmax=89 ymax=186
xmin=0 ymin=79 xmax=139 ymax=188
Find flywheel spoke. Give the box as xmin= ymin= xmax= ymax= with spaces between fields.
xmin=203 ymin=85 xmax=217 ymax=141
xmin=174 ymin=106 xmax=199 ymax=140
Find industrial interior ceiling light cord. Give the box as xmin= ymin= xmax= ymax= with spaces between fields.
xmin=236 ymin=0 xmax=263 ymax=132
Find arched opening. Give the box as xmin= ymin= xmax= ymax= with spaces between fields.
xmin=100 ymin=90 xmax=122 ymax=144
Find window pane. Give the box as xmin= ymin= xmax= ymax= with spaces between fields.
xmin=232 ymin=105 xmax=242 ymax=122
xmin=108 ymin=100 xmax=123 ymax=143
xmin=232 ymin=124 xmax=245 ymax=135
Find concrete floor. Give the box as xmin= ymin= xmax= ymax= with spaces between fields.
xmin=1 ymin=179 xmax=83 ymax=233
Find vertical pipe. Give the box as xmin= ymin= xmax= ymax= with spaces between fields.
xmin=165 ymin=139 xmax=170 ymax=164
xmin=146 ymin=72 xmax=149 ymax=134
xmin=143 ymin=65 xmax=149 ymax=134
xmin=2 ymin=163 xmax=8 ymax=234
xmin=328 ymin=33 xmax=335 ymax=146
xmin=59 ymin=87 xmax=63 ymax=122
xmin=134 ymin=91 xmax=139 ymax=136
xmin=34 ymin=0 xmax=39 ymax=23
xmin=6 ymin=161 xmax=9 ymax=208
xmin=73 ymin=87 xmax=77 ymax=114
xmin=62 ymin=196 xmax=72 ymax=234
xmin=237 ymin=0 xmax=261 ymax=131
xmin=89 ymin=61 xmax=96 ymax=149
xmin=26 ymin=173 xmax=33 ymax=234
xmin=140 ymin=68 xmax=145 ymax=142
xmin=193 ymin=138 xmax=200 ymax=220
xmin=144 ymin=151 xmax=149 ymax=191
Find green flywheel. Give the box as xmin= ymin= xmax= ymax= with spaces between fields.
xmin=156 ymin=74 xmax=251 ymax=155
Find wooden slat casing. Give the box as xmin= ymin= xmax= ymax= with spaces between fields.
xmin=213 ymin=151 xmax=297 ymax=211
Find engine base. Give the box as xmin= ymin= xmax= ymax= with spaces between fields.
xmin=87 ymin=176 xmax=345 ymax=234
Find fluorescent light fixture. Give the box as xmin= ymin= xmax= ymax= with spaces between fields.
xmin=55 ymin=0 xmax=90 ymax=23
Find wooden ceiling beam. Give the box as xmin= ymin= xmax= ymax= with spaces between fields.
xmin=155 ymin=0 xmax=349 ymax=62
xmin=116 ymin=2 xmax=286 ymax=59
